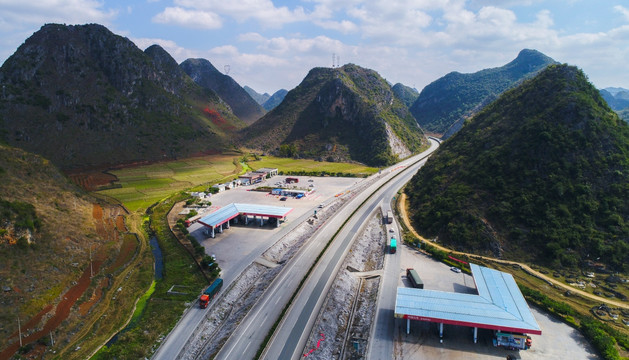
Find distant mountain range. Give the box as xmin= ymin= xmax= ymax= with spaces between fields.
xmin=241 ymin=64 xmax=426 ymax=166
xmin=392 ymin=83 xmax=419 ymax=108
xmin=262 ymin=89 xmax=288 ymax=111
xmin=244 ymin=86 xmax=271 ymax=105
xmin=245 ymin=86 xmax=288 ymax=111
xmin=410 ymin=49 xmax=557 ymax=137
xmin=181 ymin=58 xmax=265 ymax=124
xmin=406 ymin=64 xmax=629 ymax=271
xmin=0 ymin=24 xmax=245 ymax=169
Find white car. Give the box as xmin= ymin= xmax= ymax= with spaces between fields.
xmin=450 ymin=267 xmax=462 ymax=273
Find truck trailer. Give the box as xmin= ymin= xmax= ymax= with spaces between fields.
xmin=493 ymin=331 xmax=532 ymax=350
xmin=406 ymin=268 xmax=423 ymax=289
xmin=385 ymin=210 xmax=393 ymax=224
xmin=199 ymin=278 xmax=223 ymax=308
xmin=389 ymin=237 xmax=397 ymax=254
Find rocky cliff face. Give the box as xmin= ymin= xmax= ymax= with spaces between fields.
xmin=242 ymin=64 xmax=426 ymax=166
xmin=0 ymin=23 xmax=240 ymax=169
xmin=180 ymin=58 xmax=265 ymax=124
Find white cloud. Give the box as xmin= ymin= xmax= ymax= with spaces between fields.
xmin=614 ymin=5 xmax=629 ymax=21
xmin=314 ymin=19 xmax=358 ymax=34
xmin=152 ymin=7 xmax=222 ymax=29
xmin=130 ymin=37 xmax=194 ymax=61
xmin=0 ymin=0 xmax=117 ymax=31
xmin=173 ymin=0 xmax=311 ymax=27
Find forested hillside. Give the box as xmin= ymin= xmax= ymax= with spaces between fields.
xmin=242 ymin=64 xmax=426 ymax=166
xmin=410 ymin=49 xmax=556 ymax=136
xmin=406 ymin=65 xmax=629 ymax=271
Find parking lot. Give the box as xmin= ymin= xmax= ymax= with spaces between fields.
xmin=186 ymin=175 xmax=361 ymax=280
xmin=396 ymin=245 xmax=599 ymax=360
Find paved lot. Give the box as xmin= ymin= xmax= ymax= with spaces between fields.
xmin=396 ymin=245 xmax=599 ymax=360
xmin=186 ymin=175 xmax=360 ymax=279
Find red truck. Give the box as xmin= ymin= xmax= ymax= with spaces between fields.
xmin=199 ymin=278 xmax=223 ymax=308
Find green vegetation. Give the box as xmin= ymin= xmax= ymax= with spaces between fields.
xmin=391 ymin=83 xmax=419 ymax=108
xmin=97 ymin=154 xmax=378 ymax=212
xmin=520 ymin=285 xmax=629 ymax=360
xmin=93 ymin=193 xmax=210 ymax=359
xmin=0 ymin=199 xmax=41 ymax=231
xmin=618 ymin=108 xmax=629 ymax=123
xmin=406 ymin=65 xmax=629 ymax=272
xmin=242 ymin=64 xmax=426 ymax=167
xmin=0 ymin=23 xmax=242 ymax=170
xmin=410 ymin=49 xmax=556 ymax=134
xmin=97 ymin=154 xmax=241 ymax=211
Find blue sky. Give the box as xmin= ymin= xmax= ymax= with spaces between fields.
xmin=1 ymin=0 xmax=628 ymax=94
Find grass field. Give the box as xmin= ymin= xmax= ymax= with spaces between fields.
xmin=97 ymin=154 xmax=378 ymax=212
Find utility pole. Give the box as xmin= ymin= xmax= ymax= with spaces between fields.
xmin=18 ymin=315 xmax=23 ymax=347
xmin=89 ymin=244 xmax=93 ymax=278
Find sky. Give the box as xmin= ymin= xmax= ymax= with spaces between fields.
xmin=1 ymin=0 xmax=628 ymax=94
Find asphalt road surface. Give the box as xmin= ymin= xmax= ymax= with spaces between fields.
xmin=153 ymin=140 xmax=438 ymax=360
xmin=263 ymin=140 xmax=439 ymax=360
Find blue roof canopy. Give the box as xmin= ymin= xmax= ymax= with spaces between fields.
xmin=197 ymin=203 xmax=293 ymax=228
xmin=395 ymin=263 xmax=541 ymax=335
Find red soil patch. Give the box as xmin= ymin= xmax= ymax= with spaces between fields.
xmin=78 ymin=277 xmax=109 ymax=316
xmin=0 ymin=203 xmax=128 ymax=360
xmin=204 ymin=107 xmax=236 ymax=131
xmin=106 ymin=235 xmax=138 ymax=274
xmin=67 ymin=171 xmax=118 ymax=192
xmin=92 ymin=204 xmax=103 ymax=220
xmin=8 ymin=305 xmax=53 ymax=340
xmin=0 ymin=259 xmax=104 ymax=360
xmin=115 ymin=215 xmax=127 ymax=232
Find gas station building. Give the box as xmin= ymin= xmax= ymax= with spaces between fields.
xmin=197 ymin=203 xmax=293 ymax=238
xmin=395 ymin=263 xmax=541 ymax=343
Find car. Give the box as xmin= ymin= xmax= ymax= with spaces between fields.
xmin=280 ymin=197 xmax=287 ymax=201
xmin=308 ymin=179 xmax=314 ymax=182
xmin=389 ymin=228 xmax=395 ymax=233
xmin=309 ymin=184 xmax=314 ymax=187
xmin=318 ymin=204 xmax=324 ymax=208
xmin=450 ymin=267 xmax=462 ymax=273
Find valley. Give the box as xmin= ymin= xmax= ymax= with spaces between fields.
xmin=1 ymin=20 xmax=628 ymax=360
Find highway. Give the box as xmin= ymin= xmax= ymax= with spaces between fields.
xmin=154 ymin=139 xmax=438 ymax=360
xmin=152 ymin=203 xmax=324 ymax=360
xmin=264 ymin=140 xmax=438 ymax=360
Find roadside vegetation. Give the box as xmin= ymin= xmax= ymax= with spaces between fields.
xmin=93 ymin=192 xmax=210 ymax=359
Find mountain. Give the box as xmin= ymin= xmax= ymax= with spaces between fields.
xmin=600 ymin=89 xmax=629 ymax=111
xmin=604 ymin=87 xmax=629 ymax=96
xmin=391 ymin=83 xmax=419 ymax=108
xmin=405 ymin=65 xmax=629 ymax=271
xmin=180 ymin=58 xmax=266 ymax=124
xmin=410 ymin=49 xmax=557 ymax=137
xmin=244 ymin=86 xmax=271 ymax=105
xmin=0 ymin=23 xmax=242 ymax=170
xmin=241 ymin=64 xmax=427 ymax=166
xmin=0 ymin=143 xmax=137 ymax=358
xmin=262 ymin=89 xmax=288 ymax=111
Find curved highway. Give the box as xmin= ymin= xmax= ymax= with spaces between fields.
xmin=261 ymin=139 xmax=439 ymax=359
